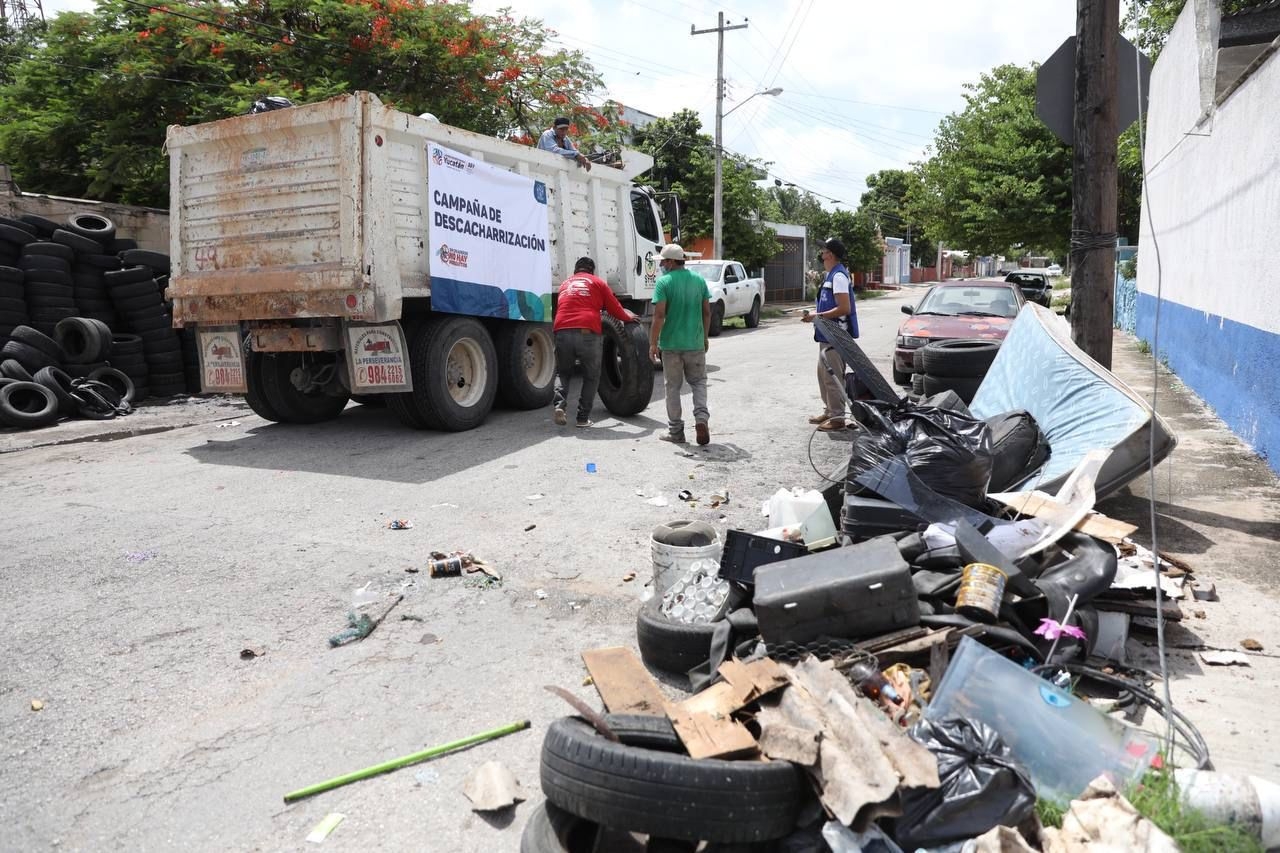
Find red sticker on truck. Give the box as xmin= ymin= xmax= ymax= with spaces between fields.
xmin=197 ymin=327 xmax=247 ymax=393
xmin=345 ymin=323 xmax=412 ymax=393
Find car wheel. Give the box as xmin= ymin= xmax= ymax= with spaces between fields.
xmin=707 ymin=301 xmax=724 ymax=337
xmin=920 ymin=339 xmax=1000 ymax=378
xmin=744 ymin=297 xmax=761 ymax=329
xmin=597 ymin=314 xmax=652 ymax=417
xmin=892 ymin=367 xmax=911 ymax=386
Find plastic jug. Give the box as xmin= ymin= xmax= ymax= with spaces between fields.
xmin=761 ymin=488 xmax=838 ymax=548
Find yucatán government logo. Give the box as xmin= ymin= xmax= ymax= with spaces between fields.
xmin=430 ymin=146 xmax=473 ymax=172
xmin=533 ymin=180 xmax=548 ymax=205
xmin=437 ymin=244 xmax=469 ymax=268
xmin=431 ymin=147 xmax=444 ymax=165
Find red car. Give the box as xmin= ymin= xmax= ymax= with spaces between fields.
xmin=892 ymin=281 xmax=1025 ymax=384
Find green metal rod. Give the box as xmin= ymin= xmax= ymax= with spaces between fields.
xmin=283 ymin=719 xmax=531 ymax=803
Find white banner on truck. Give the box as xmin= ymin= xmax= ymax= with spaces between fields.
xmin=427 ymin=144 xmax=552 ymax=322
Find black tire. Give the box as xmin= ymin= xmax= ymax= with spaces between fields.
xmin=22 ymin=269 xmax=73 ymax=288
xmin=912 ymin=347 xmax=925 ymax=373
xmin=258 ymin=350 xmax=349 ymax=424
xmin=0 ymin=216 xmax=37 ymax=235
xmin=520 ymin=802 xmax=600 ymax=853
xmin=109 ymin=238 xmax=139 ymax=253
xmin=400 ymin=315 xmax=498 ymax=432
xmin=65 ymin=213 xmax=116 ymax=246
xmin=104 ymin=266 xmax=154 ymax=287
xmin=744 ymin=297 xmax=761 ymax=329
xmin=120 ymin=249 xmax=170 ymax=273
xmin=1 ymin=359 xmax=34 ymax=381
xmin=22 ymin=241 xmax=75 ymax=263
xmin=540 ymin=716 xmax=803 ymax=843
xmin=63 ymin=360 xmax=108 ymax=379
xmin=87 ymin=366 xmax=136 ymax=403
xmin=635 ymin=597 xmax=718 ymax=676
xmin=892 ymin=367 xmax=911 ymax=386
xmin=707 ymin=300 xmax=725 ymax=337
xmin=18 ymin=255 xmax=72 ymax=274
xmin=922 ymin=373 xmax=983 ymax=403
xmin=0 ymin=380 xmax=60 ymax=428
xmin=911 ymin=372 xmax=926 ymax=395
xmin=920 ymin=338 xmax=1000 ymax=379
xmin=116 ymin=293 xmax=163 ymax=313
xmin=243 ymin=351 xmax=285 ymax=423
xmin=81 ymin=254 xmax=122 ymax=271
xmin=110 ymin=333 xmax=144 ymax=356
xmin=129 ymin=313 xmax=172 ymax=333
xmin=0 ymin=224 xmax=37 ymax=247
xmin=597 ymin=315 xmax=652 ymax=417
xmin=52 ymin=228 xmax=102 ymax=256
xmin=11 ymin=325 xmax=66 ymax=362
xmin=0 ymin=265 xmax=22 ymax=284
xmin=0 ymin=298 xmax=27 ymax=315
xmin=56 ymin=317 xmax=112 ymax=363
xmin=17 ymin=214 xmax=60 ymax=237
xmin=494 ymin=321 xmax=556 ymax=409
xmin=33 ymin=365 xmax=80 ymax=415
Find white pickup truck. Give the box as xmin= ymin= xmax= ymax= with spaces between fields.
xmin=684 ymin=260 xmax=766 ymax=336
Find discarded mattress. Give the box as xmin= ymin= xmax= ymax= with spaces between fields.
xmin=968 ymin=304 xmax=1176 ymax=500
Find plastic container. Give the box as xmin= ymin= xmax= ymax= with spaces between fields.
xmin=926 ymin=637 xmax=1159 ymax=803
xmin=762 ymin=488 xmax=838 ymax=548
xmin=1174 ymin=769 xmax=1280 ymax=850
xmin=651 ymin=520 xmax=722 ymax=596
xmin=718 ymin=529 xmax=806 ymax=587
xmin=955 ymin=562 xmax=1007 ymax=623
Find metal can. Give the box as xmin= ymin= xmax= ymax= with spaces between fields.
xmin=955 ymin=562 xmax=1007 ymax=623
xmin=427 ymin=555 xmax=467 ymax=577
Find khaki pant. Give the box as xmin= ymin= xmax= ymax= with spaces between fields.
xmin=661 ymin=350 xmax=709 ymax=435
xmin=817 ymin=344 xmax=847 ymax=419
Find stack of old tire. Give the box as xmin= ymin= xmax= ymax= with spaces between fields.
xmin=108 ymin=333 xmax=149 ymax=401
xmin=910 ymin=339 xmax=1001 ymax=404
xmin=106 ymin=249 xmax=185 ymax=397
xmin=0 ymin=319 xmax=136 ymax=429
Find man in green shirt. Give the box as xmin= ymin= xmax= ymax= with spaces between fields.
xmin=648 ymin=243 xmax=712 ymax=445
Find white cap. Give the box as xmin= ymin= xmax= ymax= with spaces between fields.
xmin=418 ymin=112 xmax=439 ymax=122
xmin=659 ymin=243 xmax=685 ymax=261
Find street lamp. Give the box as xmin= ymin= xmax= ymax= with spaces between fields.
xmin=714 ymin=87 xmax=781 ymax=258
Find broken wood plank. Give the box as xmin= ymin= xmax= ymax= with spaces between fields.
xmin=990 ymin=491 xmax=1140 ymax=542
xmin=875 ymin=628 xmax=954 ymax=668
xmin=669 ymin=710 xmax=758 ymax=760
xmin=1094 ymin=598 xmax=1183 ymax=621
xmin=580 ymin=647 xmax=669 ymax=715
xmin=854 ymin=626 xmax=931 ymax=654
xmin=719 ymin=657 xmax=788 ymax=703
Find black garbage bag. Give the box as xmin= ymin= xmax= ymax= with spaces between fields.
xmin=893 ymin=715 xmax=1036 ymax=849
xmin=847 ymin=403 xmax=994 ymax=507
xmin=984 ymin=410 xmax=1051 ymax=492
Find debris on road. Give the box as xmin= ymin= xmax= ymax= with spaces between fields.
xmin=462 ymin=761 xmax=525 ymax=812
xmin=524 ymin=493 xmax=545 ymax=501
xmin=622 ymin=571 xmax=636 ymax=582
xmin=1193 ymin=583 xmax=1220 ymax=602
xmin=304 ymin=812 xmax=345 ymax=844
xmin=239 ymin=647 xmax=264 ymax=660
xmin=1241 ymin=638 xmax=1264 ymax=651
xmin=413 ymin=768 xmax=440 ymax=786
xmin=426 ymin=549 xmax=499 ymax=580
xmin=215 ymin=420 xmax=242 ymax=428
xmin=386 ymin=519 xmax=414 ymax=530
xmin=678 ymin=489 xmax=694 ymax=501
xmin=282 ymin=719 xmax=530 ymax=803
xmin=124 ymin=550 xmax=157 ymax=564
xmin=328 ymin=594 xmax=403 ymax=648
xmin=535 ymin=589 xmax=548 ymax=600
xmin=1200 ymin=650 xmax=1252 ymax=667
xmin=523 ymin=524 xmax=536 ymax=532
xmin=585 ymin=463 xmax=597 ymax=473
xmin=30 ymin=699 xmax=43 ymax=711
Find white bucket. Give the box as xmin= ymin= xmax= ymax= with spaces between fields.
xmin=651 ymin=520 xmax=722 ymax=596
xmin=1174 ymin=769 xmax=1280 ymax=849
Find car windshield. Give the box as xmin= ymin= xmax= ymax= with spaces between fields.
xmin=915 ymin=286 xmax=1020 ymax=319
xmin=1005 ymin=273 xmax=1047 ymax=287
xmin=685 ymin=263 xmax=723 ymax=282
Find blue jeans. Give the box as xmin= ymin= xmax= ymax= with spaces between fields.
xmin=553 ymin=329 xmax=603 ymax=422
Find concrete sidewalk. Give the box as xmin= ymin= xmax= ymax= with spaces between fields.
xmin=1099 ymin=331 xmax=1280 ymax=778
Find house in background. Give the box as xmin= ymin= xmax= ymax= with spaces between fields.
xmin=882 ymin=237 xmax=910 ymax=285
xmin=1137 ymin=0 xmax=1280 ymax=473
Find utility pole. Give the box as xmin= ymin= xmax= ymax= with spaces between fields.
xmin=1071 ymin=0 xmax=1120 ymax=368
xmin=692 ymin=12 xmax=747 ymax=259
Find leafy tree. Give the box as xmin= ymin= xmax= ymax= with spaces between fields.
xmin=632 ymin=108 xmax=779 ymax=269
xmin=821 ymin=208 xmax=880 ymax=275
xmin=1125 ymin=0 xmax=1270 ymax=57
xmin=857 ymin=169 xmax=935 ymax=266
xmin=909 ymin=64 xmax=1071 ymax=258
xmin=0 ymin=0 xmax=617 ymax=206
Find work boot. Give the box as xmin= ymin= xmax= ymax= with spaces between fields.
xmin=695 ymin=422 xmax=710 ymax=446
xmin=554 ymin=408 xmax=567 ymax=426
xmin=659 ymin=431 xmax=687 ymax=444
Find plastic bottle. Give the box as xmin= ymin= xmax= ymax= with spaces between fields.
xmin=844 ymin=660 xmax=902 ymax=703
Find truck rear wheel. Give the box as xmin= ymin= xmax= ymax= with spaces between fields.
xmin=399 ymin=315 xmax=497 ymax=432
xmin=708 ymin=301 xmax=725 ymax=337
xmin=259 ymin=351 xmax=350 ymax=424
xmin=744 ymin=297 xmax=761 ymax=328
xmin=597 ymin=315 xmax=652 ymax=417
xmin=494 ymin=321 xmax=555 ymax=410
xmin=244 ymin=352 xmax=285 ymax=423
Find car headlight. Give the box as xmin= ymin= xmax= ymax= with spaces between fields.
xmin=897 ymin=336 xmax=929 ymax=347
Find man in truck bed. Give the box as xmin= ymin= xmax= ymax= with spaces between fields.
xmin=553 ymin=257 xmax=639 ymax=428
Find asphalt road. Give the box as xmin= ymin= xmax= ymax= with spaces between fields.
xmin=0 ymin=293 xmax=918 ymax=851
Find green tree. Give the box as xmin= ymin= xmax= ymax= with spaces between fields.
xmin=1125 ymin=0 xmax=1271 ymax=57
xmin=910 ymin=64 xmax=1071 ymax=258
xmin=0 ymin=0 xmax=616 ymax=206
xmin=857 ymin=169 xmax=935 ymax=266
xmin=820 ymin=208 xmax=880 ymax=275
xmin=632 ymin=109 xmax=779 ymax=269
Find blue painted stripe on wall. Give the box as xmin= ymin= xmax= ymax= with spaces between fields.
xmin=1136 ymin=292 xmax=1280 ymax=474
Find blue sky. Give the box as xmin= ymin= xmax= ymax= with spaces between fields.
xmin=40 ymin=0 xmax=1084 ymax=207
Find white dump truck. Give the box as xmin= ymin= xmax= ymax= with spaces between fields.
xmin=165 ymin=91 xmax=666 ymax=430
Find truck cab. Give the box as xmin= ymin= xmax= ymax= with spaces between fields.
xmin=682 ymin=259 xmax=766 ymax=336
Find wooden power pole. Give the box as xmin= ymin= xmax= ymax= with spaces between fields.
xmin=1071 ymin=0 xmax=1120 ymax=368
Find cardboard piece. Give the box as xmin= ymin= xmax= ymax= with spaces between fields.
xmin=1200 ymin=650 xmax=1251 ymax=667
xmin=669 ymin=710 xmax=758 ymax=760
xmin=988 ymin=489 xmax=1138 ymax=543
xmin=462 ymin=761 xmax=525 ymax=812
xmin=580 ymin=647 xmax=668 ymax=715
xmin=668 ymin=658 xmax=788 ymax=760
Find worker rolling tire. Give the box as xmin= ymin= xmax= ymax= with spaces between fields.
xmin=922 ymin=373 xmax=983 ymax=404
xmin=707 ymin=300 xmax=725 ymax=337
xmin=596 ymin=315 xmax=652 ymax=417
xmin=920 ymin=339 xmax=1000 ymax=379
xmin=258 ymin=350 xmax=349 ymax=424
xmin=494 ymin=321 xmax=556 ymax=410
xmin=540 ymin=715 xmax=804 ymax=843
xmin=744 ymin=296 xmax=762 ymax=329
xmin=0 ymin=380 xmax=60 ymax=428
xmin=635 ymin=596 xmax=717 ymax=677
xmin=243 ymin=351 xmax=285 ymax=423
xmin=400 ymin=315 xmax=497 ymax=432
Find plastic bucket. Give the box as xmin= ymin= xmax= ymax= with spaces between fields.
xmin=955 ymin=562 xmax=1007 ymax=623
xmin=651 ymin=520 xmax=722 ymax=595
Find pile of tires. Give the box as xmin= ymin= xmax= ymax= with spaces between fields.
xmin=0 ymin=320 xmax=137 ymax=430
xmin=528 ymin=714 xmax=804 ymax=851
xmin=909 ymin=339 xmax=1001 ymax=405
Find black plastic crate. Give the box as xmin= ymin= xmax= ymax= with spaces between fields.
xmin=718 ymin=529 xmax=806 ymax=587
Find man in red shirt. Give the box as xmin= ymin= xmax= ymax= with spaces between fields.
xmin=553 ymin=257 xmax=639 ymax=428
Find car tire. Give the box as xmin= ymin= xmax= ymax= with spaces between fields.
xmin=911 ymin=372 xmax=926 ymax=396
xmin=17 ymin=214 xmax=60 ymax=238
xmin=920 ymin=338 xmax=1000 ymax=378
xmin=912 ymin=347 xmax=925 ymax=373
xmin=744 ymin=297 xmax=761 ymax=329
xmin=87 ymin=366 xmax=137 ymax=404
xmin=33 ymin=365 xmax=81 ymax=415
xmin=22 ymin=241 xmax=76 ymax=263
xmin=494 ymin=321 xmax=556 ymax=410
xmin=596 ymin=314 xmax=652 ymax=417
xmin=9 ymin=326 xmax=65 ymax=363
xmin=0 ymin=380 xmax=60 ymax=428
xmin=922 ymin=373 xmax=982 ymax=403
xmin=635 ymin=596 xmax=717 ymax=677
xmin=707 ymin=301 xmax=724 ymax=337
xmin=1 ymin=358 xmax=34 ymax=382
xmin=540 ymin=716 xmax=804 ymax=843
xmin=0 ymin=224 xmax=37 ymax=247
xmin=120 ymin=249 xmax=171 ymax=274
xmin=64 ymin=213 xmax=116 ymax=247
xmin=520 ymin=802 xmax=602 ymax=853
xmin=892 ymin=367 xmax=911 ymax=386
xmin=52 ymin=228 xmax=103 ymax=256
xmin=55 ymin=317 xmax=111 ymax=364
xmin=257 ymin=350 xmax=349 ymax=424
xmin=242 ymin=351 xmax=285 ymax=423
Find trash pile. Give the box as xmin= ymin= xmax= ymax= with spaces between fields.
xmin=522 ymin=309 xmax=1279 ymax=851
